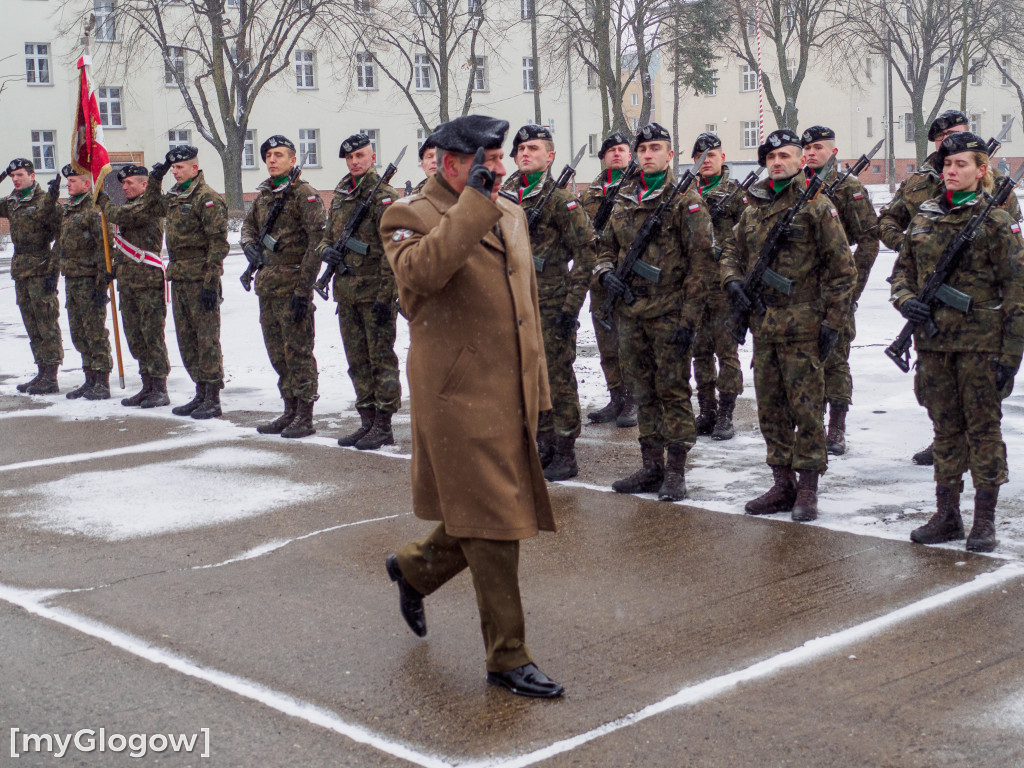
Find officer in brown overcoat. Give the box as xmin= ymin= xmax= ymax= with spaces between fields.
xmin=380 ymin=115 xmax=563 ymax=699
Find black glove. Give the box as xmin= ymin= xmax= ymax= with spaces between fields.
xmin=556 ymin=310 xmax=579 ymax=336
xmin=321 ymin=245 xmax=344 ymax=267
xmin=243 ymin=244 xmax=263 ymax=267
xmin=725 ymin=280 xmax=751 ymax=312
xmin=200 ymin=287 xmax=219 ymax=312
xmin=290 ymin=295 xmax=310 ymax=323
xmin=670 ymin=326 xmax=696 ymax=357
xmin=899 ymin=297 xmax=932 ymax=323
xmin=466 ymin=147 xmax=496 ymax=197
xmin=91 ymin=284 xmax=109 ymax=309
xmin=995 ymin=363 xmax=1017 ymax=392
xmin=818 ymin=325 xmax=840 ymax=362
xmin=150 ymin=161 xmax=170 ymax=182
xmin=42 ymin=273 xmax=59 ymax=294
xmin=599 ymin=270 xmax=628 ymax=298
xmin=47 ymin=176 xmax=61 ymax=199
xmin=371 ymin=300 xmax=392 ymax=325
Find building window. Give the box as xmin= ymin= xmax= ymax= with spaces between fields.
xmin=165 ymin=46 xmax=185 ymax=87
xmin=359 ymin=128 xmax=380 ymax=163
xmin=970 ymin=57 xmax=982 ymax=86
xmin=416 ymin=127 xmax=430 ymax=152
xmin=937 ymin=60 xmax=947 ymax=82
xmin=468 ymin=0 xmax=483 ymax=18
xmin=706 ymin=123 xmax=717 ymax=134
xmin=1001 ymin=115 xmax=1013 ymax=141
xmin=786 ymin=57 xmax=796 ymax=80
xmin=907 ymin=163 xmax=915 ymax=173
xmin=871 ymin=164 xmax=881 ymax=174
xmin=414 ymin=53 xmax=432 ymax=90
xmin=412 ymin=0 xmax=428 ymax=15
xmin=630 ymin=117 xmax=639 ymax=132
xmin=584 ymin=0 xmax=593 ymax=17
xmin=25 ymin=43 xmax=51 ymax=86
xmin=741 ymin=64 xmax=757 ymax=92
xmin=227 ymin=0 xmax=239 ymax=7
xmin=588 ymin=133 xmax=599 ymax=156
xmin=295 ymin=50 xmax=315 ymax=89
xmin=355 ymin=52 xmax=376 ymax=90
xmin=471 ymin=55 xmax=487 ymax=91
xmin=1000 ymin=59 xmax=1010 ymax=87
xmin=94 ymin=1 xmax=116 ymax=42
xmin=630 ymin=92 xmax=639 ymax=106
xmin=522 ymin=57 xmax=535 ymax=92
xmin=354 ymin=0 xmax=371 ymax=12
xmin=520 ymin=0 xmax=532 ymax=19
xmin=299 ymin=128 xmax=319 ymax=167
xmin=168 ymin=129 xmax=191 ymax=150
xmin=969 ymin=113 xmax=980 ymax=134
xmin=97 ymin=86 xmax=123 ymax=128
xmin=586 ymin=66 xmax=598 ymax=89
xmin=742 ymin=120 xmax=758 ymax=149
xmin=864 ymin=57 xmax=872 ymax=79
xmin=904 ymin=113 xmax=915 ymax=143
xmin=30 ymin=130 xmax=56 ymax=171
xmin=744 ymin=13 xmax=756 ymax=36
xmin=242 ymin=129 xmax=257 ymax=169
xmin=784 ymin=5 xmax=796 ymax=31
xmin=705 ymin=69 xmax=718 ymax=96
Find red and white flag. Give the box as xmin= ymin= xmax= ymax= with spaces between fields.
xmin=71 ymin=54 xmax=113 ymax=196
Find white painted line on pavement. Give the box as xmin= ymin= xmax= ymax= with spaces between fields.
xmin=0 ymin=432 xmax=227 ymax=473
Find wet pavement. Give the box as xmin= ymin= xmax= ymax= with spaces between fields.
xmin=1 ymin=387 xmax=1022 ymax=767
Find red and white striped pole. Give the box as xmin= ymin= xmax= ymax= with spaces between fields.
xmin=755 ymin=0 xmax=764 ymax=141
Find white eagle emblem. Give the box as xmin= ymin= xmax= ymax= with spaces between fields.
xmin=392 ymin=228 xmax=414 ymax=242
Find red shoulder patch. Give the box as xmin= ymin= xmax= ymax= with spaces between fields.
xmin=204 ymin=201 xmax=214 ymax=208
xmin=1012 ymin=223 xmax=1021 ymax=234
xmin=852 ymin=192 xmax=864 ymax=200
xmin=567 ymin=200 xmax=578 ymax=210
xmin=382 ymin=197 xmax=393 ymax=206
xmin=307 ymin=195 xmax=318 ymax=202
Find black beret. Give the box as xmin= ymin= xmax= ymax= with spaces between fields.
xmin=800 ymin=125 xmax=836 ymax=146
xmin=418 ymin=128 xmax=440 ymax=160
xmin=757 ymin=129 xmax=802 ymax=167
xmin=936 ymin=130 xmax=987 ymax=166
xmin=7 ymin=158 xmax=34 ymax=174
xmin=116 ymin=164 xmax=148 ymax=182
xmin=929 ymin=110 xmax=969 ymax=142
xmin=61 ymin=164 xmax=87 ymax=178
xmin=260 ymin=134 xmax=296 ymax=161
xmin=691 ymin=132 xmax=722 ymax=157
xmin=511 ymin=124 xmax=554 ymax=155
xmin=431 ymin=115 xmax=510 ymax=155
xmin=598 ymin=131 xmax=630 ymax=160
xmin=633 ymin=122 xmax=671 ymax=151
xmin=338 ymin=133 xmax=371 ymax=158
xmin=166 ymin=145 xmax=199 ymax=163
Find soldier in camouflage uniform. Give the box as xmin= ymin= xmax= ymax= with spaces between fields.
xmin=319 ymin=133 xmax=401 ymax=450
xmin=580 ymin=131 xmax=638 ymax=429
xmin=721 ymin=129 xmax=856 ymax=522
xmin=58 ymin=164 xmax=114 ymax=401
xmin=890 ymin=131 xmax=1024 ymax=553
xmin=96 ymin=165 xmax=170 ymax=408
xmin=801 ymin=126 xmax=880 ymax=455
xmin=503 ymin=124 xmax=597 ymax=481
xmin=879 ymin=110 xmax=1022 ymax=466
xmin=594 ymin=123 xmax=714 ymax=501
xmin=1 ymin=158 xmax=62 ymax=394
xmin=241 ymin=135 xmax=327 ymax=439
xmin=691 ymin=132 xmax=747 ymax=441
xmin=141 ymin=145 xmax=229 ymax=419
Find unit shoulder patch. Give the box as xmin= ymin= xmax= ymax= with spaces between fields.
xmin=392 ymin=228 xmax=414 ymax=242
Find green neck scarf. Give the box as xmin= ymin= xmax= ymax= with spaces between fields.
xmin=271 ymin=174 xmax=290 ymax=188
xmin=950 ymin=189 xmax=978 ymax=207
xmin=178 ymin=176 xmax=196 ymax=192
xmin=700 ymin=173 xmax=722 ymax=194
xmin=521 ymin=170 xmax=544 ymax=197
xmin=18 ymin=187 xmax=34 ymax=201
xmin=639 ymin=170 xmax=668 ymax=201
xmin=71 ymin=192 xmax=87 ymax=205
xmin=769 ymin=177 xmax=793 ymax=195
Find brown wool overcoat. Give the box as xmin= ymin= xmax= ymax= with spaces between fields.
xmin=381 ymin=175 xmax=555 ymax=540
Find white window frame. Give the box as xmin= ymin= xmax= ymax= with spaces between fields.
xmin=94 ymin=1 xmax=116 ymax=42
xmin=866 ymin=116 xmax=873 ymax=138
xmin=588 ymin=133 xmax=599 ymax=156
xmin=741 ymin=120 xmax=758 ymax=149
xmin=227 ymin=0 xmax=239 ymax=7
xmin=359 ymin=128 xmax=381 ymax=165
xmin=168 ymin=129 xmax=191 ymax=150
xmin=356 ymin=52 xmax=376 ymax=90
xmin=937 ymin=60 xmax=947 ymax=83
xmin=741 ymin=64 xmax=757 ymax=92
xmin=630 ymin=92 xmax=639 ymax=106
xmin=969 ymin=113 xmax=980 ymax=134
xmin=586 ymin=65 xmax=598 ymax=89
xmin=522 ymin=57 xmax=535 ymax=92
xmin=31 ymin=130 xmax=57 ymax=172
xmin=299 ymin=128 xmax=320 ymax=167
xmin=520 ymin=0 xmax=532 ymax=19
xmin=412 ymin=0 xmax=428 ymax=16
xmin=1001 ymin=114 xmax=1013 ymax=142
xmin=354 ymin=0 xmax=371 ymax=13
xmin=165 ymin=46 xmax=185 ymax=88
xmin=97 ymin=86 xmax=123 ymax=128
xmin=242 ymin=129 xmax=257 ymax=169
xmin=414 ymin=53 xmax=433 ymax=91
xmin=706 ymin=69 xmax=718 ymax=96
xmin=1000 ymin=58 xmax=1010 ymax=87
xmin=25 ymin=43 xmax=51 ymax=86
xmin=786 ymin=57 xmax=796 ymax=80
xmin=416 ymin=127 xmax=430 ymax=152
xmin=295 ymin=49 xmax=316 ymax=89
xmin=471 ymin=55 xmax=487 ymax=92
xmin=468 ymin=0 xmax=483 ymax=19
xmin=904 ymin=112 xmax=915 ymax=143
xmin=970 ymin=57 xmax=982 ymax=86
xmin=705 ymin=123 xmax=717 ymax=134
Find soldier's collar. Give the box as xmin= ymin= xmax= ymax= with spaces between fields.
xmin=699 ymin=173 xmax=722 ymax=193
xmin=17 ymin=187 xmax=34 ymax=201
xmin=946 ymin=189 xmax=978 ymax=208
xmin=638 ymin=169 xmax=668 ymax=201
xmin=70 ymin=192 xmax=88 ymax=205
xmin=176 ymin=175 xmax=198 ymax=194
xmin=271 ymin=174 xmax=290 ymax=188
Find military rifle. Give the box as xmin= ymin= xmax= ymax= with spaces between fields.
xmin=821 ymin=137 xmax=885 ymax=200
xmin=728 ymin=154 xmax=838 ymax=345
xmin=595 ymin=149 xmax=710 ymax=331
xmin=240 ymin=164 xmax=302 ymax=292
xmin=987 ymin=118 xmax=1014 ymax=159
xmin=884 ymin=162 xmax=1024 ymax=373
xmin=0 ymin=170 xmax=8 ymax=185
xmin=707 ymin=168 xmax=762 ymax=222
xmin=590 ymin=160 xmax=639 ymax=236
xmin=523 ymin=144 xmax=587 ymax=271
xmin=313 ymin=146 xmax=406 ymax=301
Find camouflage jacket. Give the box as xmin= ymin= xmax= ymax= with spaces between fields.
xmin=241 ymin=174 xmax=327 ymax=299
xmin=721 ymin=176 xmax=856 ymax=343
xmin=594 ymin=169 xmax=714 ymax=327
xmin=0 ymin=182 xmax=59 ymax=279
xmin=96 ymin=189 xmax=166 ymax=290
xmin=58 ymin=193 xmax=113 ymax=282
xmin=581 ymin=168 xmax=629 ymax=227
xmin=316 ymin=167 xmax=396 ymax=305
xmin=140 ymin=170 xmax=228 ymax=287
xmin=879 ymin=152 xmax=1022 ymax=253
xmin=699 ymin=165 xmax=748 ymax=260
xmin=890 ymin=192 xmax=1024 ymax=366
xmin=503 ymin=168 xmax=596 ymax=315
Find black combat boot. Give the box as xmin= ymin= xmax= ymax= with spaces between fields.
xmin=257 ymin=397 xmax=297 ymax=435
xmin=658 ymin=445 xmax=687 ymax=501
xmin=587 ymin=385 xmax=625 ymax=423
xmin=84 ymin=370 xmax=111 ymax=400
xmin=66 ymin=369 xmax=95 ymax=400
xmin=612 ymin=439 xmax=664 ymax=494
xmin=616 ymin=388 xmax=638 ymax=428
xmin=121 ymin=374 xmax=151 ymax=406
xmin=338 ymin=407 xmax=375 ymax=447
xmin=912 ymin=442 xmax=934 ymax=465
xmin=826 ymin=401 xmax=848 ymax=456
xmin=695 ymin=388 xmax=718 ymax=436
xmin=140 ymin=377 xmax=170 ymax=408
xmin=536 ymin=429 xmax=556 ymax=468
xmin=16 ymin=366 xmax=42 ymax=393
xmin=190 ymin=385 xmax=222 ymax=419
xmin=544 ymin=435 xmax=579 ymax=481
xmin=712 ymin=393 xmax=737 ymax=441
xmin=791 ymin=470 xmax=819 ymax=522
xmin=910 ymin=482 xmax=965 ymax=544
xmin=281 ymin=399 xmax=316 ymax=439
xmin=26 ymin=364 xmax=59 ymax=395
xmin=745 ymin=465 xmax=798 ymax=515
xmin=172 ymin=382 xmax=207 ymax=416
xmin=356 ymin=410 xmax=395 ymax=450
xmin=966 ymin=487 xmax=999 ymax=553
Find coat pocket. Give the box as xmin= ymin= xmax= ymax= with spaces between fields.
xmin=438 ymin=344 xmax=477 ymax=402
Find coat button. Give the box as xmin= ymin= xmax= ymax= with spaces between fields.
xmin=508 ymin=267 xmax=514 ymax=275
xmin=518 ymin=316 xmax=524 ymax=325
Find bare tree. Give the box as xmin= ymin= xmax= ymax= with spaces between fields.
xmin=985 ymin=1 xmax=1024 ymax=132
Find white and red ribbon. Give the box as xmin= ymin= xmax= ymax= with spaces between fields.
xmin=114 ymin=232 xmax=170 ymax=302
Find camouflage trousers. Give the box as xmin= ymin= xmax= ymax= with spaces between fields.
xmin=589 ymin=284 xmax=622 ymax=391
xmin=538 ymin=302 xmax=581 ymax=438
xmin=915 ymin=351 xmax=1008 ymax=488
xmin=752 ymin=337 xmax=827 ymax=473
xmin=824 ymin=309 xmax=856 ymax=405
xmin=119 ymin=284 xmax=170 ymax=377
xmin=336 ymin=299 xmax=401 ymax=414
xmin=618 ymin=312 xmax=695 ymax=450
xmin=65 ymin=277 xmax=112 ymax=372
xmin=171 ymin=280 xmax=223 ymax=387
xmin=692 ymin=294 xmax=743 ymax=396
xmin=15 ymin=276 xmax=63 ymax=365
xmin=260 ymin=295 xmax=318 ymax=403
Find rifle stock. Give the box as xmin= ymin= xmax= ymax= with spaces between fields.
xmin=591 ymin=160 xmax=638 ymax=236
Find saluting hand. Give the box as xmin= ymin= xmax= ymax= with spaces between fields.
xmin=47 ymin=177 xmax=62 ymax=199
xmin=466 ymin=148 xmax=496 ymax=198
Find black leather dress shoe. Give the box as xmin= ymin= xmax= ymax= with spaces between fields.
xmin=487 ymin=663 xmax=564 ymax=698
xmin=385 ymin=554 xmax=427 ymax=637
